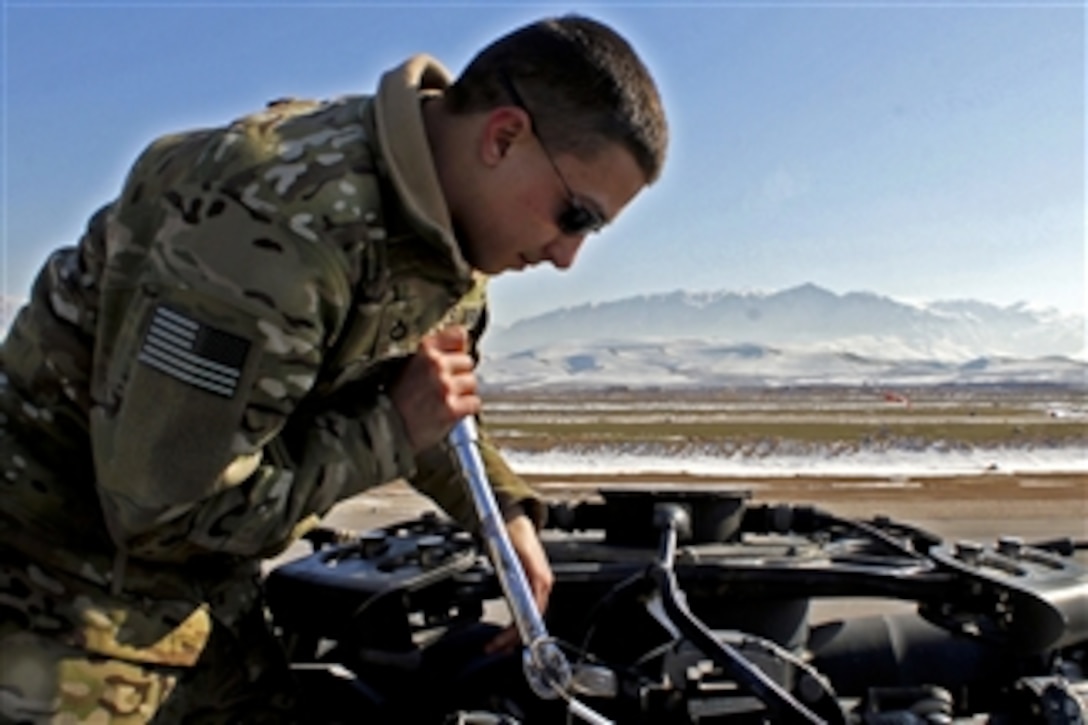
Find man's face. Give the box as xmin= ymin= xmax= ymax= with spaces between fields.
xmin=456 ymin=125 xmax=647 ymax=276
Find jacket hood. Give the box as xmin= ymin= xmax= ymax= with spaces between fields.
xmin=373 ymin=55 xmax=473 ymax=283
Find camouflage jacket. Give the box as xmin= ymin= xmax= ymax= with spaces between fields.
xmin=0 ymin=56 xmax=538 ymax=652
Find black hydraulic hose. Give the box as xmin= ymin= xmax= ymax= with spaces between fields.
xmin=1030 ymin=537 xmax=1088 ymax=556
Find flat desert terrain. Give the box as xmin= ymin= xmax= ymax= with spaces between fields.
xmin=303 ymin=385 xmax=1087 ymax=550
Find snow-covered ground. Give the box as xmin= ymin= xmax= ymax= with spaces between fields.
xmin=504 ymin=444 xmax=1088 ymax=478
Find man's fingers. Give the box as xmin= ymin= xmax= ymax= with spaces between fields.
xmin=387 ymin=325 xmax=480 ymax=452
xmin=533 ymin=580 xmax=551 ymax=613
xmin=447 ymin=369 xmax=478 ymax=395
xmin=443 ymin=352 xmax=477 ymax=377
xmin=426 ymin=324 xmax=470 ymax=352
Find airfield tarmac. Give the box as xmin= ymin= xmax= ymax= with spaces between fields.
xmin=297 ymin=469 xmax=1087 ymax=555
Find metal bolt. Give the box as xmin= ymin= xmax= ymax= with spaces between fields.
xmin=417 ymin=535 xmax=445 ymax=567
xmin=954 ymin=540 xmax=985 ymax=565
xmin=359 ymin=531 xmax=386 ymax=557
xmin=997 ymin=536 xmax=1024 ymax=558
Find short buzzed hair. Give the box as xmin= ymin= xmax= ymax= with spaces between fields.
xmin=446 ymin=15 xmax=668 ymax=184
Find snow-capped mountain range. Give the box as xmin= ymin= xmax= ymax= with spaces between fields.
xmin=480 ymin=284 xmax=1086 ymax=390
xmin=3 ymin=286 xmax=1084 ymax=390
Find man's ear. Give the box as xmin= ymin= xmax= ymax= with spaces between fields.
xmin=481 ymin=107 xmax=531 ymax=166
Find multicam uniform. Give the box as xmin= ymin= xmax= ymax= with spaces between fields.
xmin=0 ymin=55 xmax=540 ymax=723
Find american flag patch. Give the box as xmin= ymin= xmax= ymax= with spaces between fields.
xmin=137 ymin=305 xmax=250 ymax=398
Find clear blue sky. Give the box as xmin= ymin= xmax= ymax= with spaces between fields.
xmin=2 ymin=1 xmax=1084 ymax=329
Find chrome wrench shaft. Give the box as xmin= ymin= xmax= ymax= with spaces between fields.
xmin=448 ymin=417 xmax=613 ymax=725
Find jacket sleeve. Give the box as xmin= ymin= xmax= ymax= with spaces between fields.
xmin=90 ymin=116 xmax=417 ymax=562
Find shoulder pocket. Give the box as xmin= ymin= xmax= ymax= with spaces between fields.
xmin=92 ymin=287 xmax=262 ymax=511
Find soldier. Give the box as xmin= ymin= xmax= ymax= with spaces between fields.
xmin=0 ymin=14 xmax=667 ymax=723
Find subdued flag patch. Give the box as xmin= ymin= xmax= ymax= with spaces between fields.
xmin=138 ymin=305 xmax=250 ymax=398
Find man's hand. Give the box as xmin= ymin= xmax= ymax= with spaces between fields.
xmin=486 ymin=512 xmax=555 ymax=654
xmin=388 ymin=326 xmax=481 ymax=454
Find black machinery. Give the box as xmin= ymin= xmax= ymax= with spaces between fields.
xmin=266 ymin=478 xmax=1088 ymax=723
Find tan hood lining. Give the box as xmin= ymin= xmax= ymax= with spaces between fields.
xmin=374 ymin=55 xmax=472 ymax=280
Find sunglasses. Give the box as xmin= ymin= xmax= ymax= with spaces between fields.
xmin=497 ymin=72 xmax=607 ymax=237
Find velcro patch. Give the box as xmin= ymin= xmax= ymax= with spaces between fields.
xmin=137 ymin=305 xmax=250 ymax=398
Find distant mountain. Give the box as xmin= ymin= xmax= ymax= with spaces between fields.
xmin=479 ymin=285 xmax=1086 ymax=390
xmin=3 ymin=285 xmax=1083 ymax=390
xmin=485 ymin=284 xmax=1083 ymax=359
xmin=479 ymin=339 xmax=1087 ymax=390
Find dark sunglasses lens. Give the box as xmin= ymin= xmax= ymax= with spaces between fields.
xmin=558 ymin=204 xmax=602 ymax=236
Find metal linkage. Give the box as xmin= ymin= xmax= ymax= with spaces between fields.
xmin=648 ymin=503 xmax=837 ymax=725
